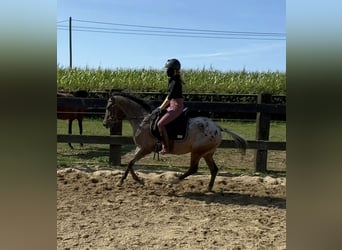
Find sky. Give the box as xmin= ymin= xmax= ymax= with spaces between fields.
xmin=57 ymin=0 xmax=286 ymax=72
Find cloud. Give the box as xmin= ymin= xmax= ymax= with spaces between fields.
xmin=182 ymin=42 xmax=285 ymax=59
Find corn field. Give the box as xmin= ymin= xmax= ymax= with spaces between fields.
xmin=57 ymin=67 xmax=286 ymax=95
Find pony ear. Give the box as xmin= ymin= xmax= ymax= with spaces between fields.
xmin=110 ymin=88 xmax=125 ymax=95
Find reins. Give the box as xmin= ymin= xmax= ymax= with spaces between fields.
xmin=108 ymin=94 xmax=151 ymax=122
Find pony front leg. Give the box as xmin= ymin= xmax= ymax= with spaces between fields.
xmin=117 ymin=160 xmax=142 ymax=186
xmin=68 ymin=119 xmax=74 ymax=149
xmin=129 ymin=162 xmax=144 ymax=185
xmin=117 ymin=164 xmax=130 ymax=186
xmin=117 ymin=147 xmax=150 ymax=186
xmin=77 ymin=118 xmax=83 ymax=147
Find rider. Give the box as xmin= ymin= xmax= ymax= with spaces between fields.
xmin=153 ymin=58 xmax=185 ymax=154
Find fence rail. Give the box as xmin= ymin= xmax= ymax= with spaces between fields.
xmin=57 ymin=134 xmax=286 ymax=151
xmin=57 ymin=97 xmax=286 ymax=120
xmin=57 ymin=93 xmax=286 ymax=172
xmin=57 ymin=91 xmax=286 ymax=104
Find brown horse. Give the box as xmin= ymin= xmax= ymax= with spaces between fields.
xmin=103 ymin=92 xmax=247 ymax=192
xmin=57 ymin=90 xmax=88 ymax=149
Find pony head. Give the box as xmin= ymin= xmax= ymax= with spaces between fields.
xmin=103 ymin=95 xmax=125 ymax=128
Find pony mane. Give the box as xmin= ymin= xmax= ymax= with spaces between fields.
xmin=112 ymin=92 xmax=152 ymax=112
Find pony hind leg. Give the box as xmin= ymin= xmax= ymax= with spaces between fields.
xmin=179 ymin=153 xmax=200 ymax=181
xmin=203 ymin=153 xmax=218 ymax=192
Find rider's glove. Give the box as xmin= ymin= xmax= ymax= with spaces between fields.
xmin=151 ymin=107 xmax=161 ymax=115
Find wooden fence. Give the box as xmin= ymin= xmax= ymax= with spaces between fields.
xmin=57 ymin=93 xmax=286 ymax=172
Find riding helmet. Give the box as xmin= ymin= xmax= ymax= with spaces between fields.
xmin=165 ymin=59 xmax=181 ymax=70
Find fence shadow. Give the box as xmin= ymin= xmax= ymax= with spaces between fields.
xmin=59 ymin=144 xmax=136 ymax=160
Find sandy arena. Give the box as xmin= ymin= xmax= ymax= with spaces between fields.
xmin=57 ymin=167 xmax=286 ymax=249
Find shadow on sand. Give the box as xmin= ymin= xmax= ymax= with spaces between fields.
xmin=177 ymin=191 xmax=286 ymax=209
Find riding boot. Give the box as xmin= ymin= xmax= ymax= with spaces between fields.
xmin=159 ymin=126 xmax=170 ymax=154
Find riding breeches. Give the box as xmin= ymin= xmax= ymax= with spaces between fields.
xmin=157 ymin=98 xmax=184 ymax=129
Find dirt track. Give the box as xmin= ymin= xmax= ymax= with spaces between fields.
xmin=57 ymin=168 xmax=286 ymax=250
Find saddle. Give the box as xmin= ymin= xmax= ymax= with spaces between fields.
xmin=150 ymin=108 xmax=189 ymax=141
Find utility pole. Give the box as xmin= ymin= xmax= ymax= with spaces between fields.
xmin=69 ymin=16 xmax=72 ymax=68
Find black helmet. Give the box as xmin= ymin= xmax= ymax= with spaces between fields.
xmin=165 ymin=58 xmax=181 ymax=70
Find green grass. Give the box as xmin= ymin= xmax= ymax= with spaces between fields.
xmin=56 ymin=118 xmax=132 ymax=136
xmin=57 ymin=118 xmax=286 ymax=176
xmin=57 ymin=67 xmax=286 ymax=95
xmin=57 ymin=118 xmax=285 ymax=141
xmin=57 ymin=67 xmax=286 ymax=176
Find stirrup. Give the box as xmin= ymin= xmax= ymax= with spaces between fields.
xmin=153 ymin=142 xmax=162 ymax=161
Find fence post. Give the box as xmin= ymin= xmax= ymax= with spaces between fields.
xmin=254 ymin=93 xmax=272 ymax=172
xmin=109 ymin=120 xmax=122 ymax=165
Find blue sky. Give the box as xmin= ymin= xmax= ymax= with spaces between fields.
xmin=57 ymin=0 xmax=286 ymax=72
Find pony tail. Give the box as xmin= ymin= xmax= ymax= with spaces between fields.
xmin=219 ymin=126 xmax=247 ymax=155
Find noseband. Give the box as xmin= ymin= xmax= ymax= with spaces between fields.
xmin=105 ymin=97 xmax=120 ymax=124
xmin=105 ymin=95 xmax=151 ymax=131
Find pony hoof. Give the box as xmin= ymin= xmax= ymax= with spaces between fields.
xmin=116 ymin=180 xmax=123 ymax=187
xmin=137 ymin=178 xmax=145 ymax=185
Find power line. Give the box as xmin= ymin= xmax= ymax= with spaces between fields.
xmin=72 ymin=18 xmax=285 ymax=37
xmin=57 ymin=18 xmax=286 ymax=41
xmin=57 ymin=26 xmax=285 ymax=41
xmin=57 ymin=19 xmax=69 ymax=24
xmin=57 ymin=24 xmax=284 ymax=38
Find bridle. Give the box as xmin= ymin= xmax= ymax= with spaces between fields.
xmin=105 ymin=97 xmax=119 ymax=124
xmin=105 ymin=96 xmax=147 ymax=124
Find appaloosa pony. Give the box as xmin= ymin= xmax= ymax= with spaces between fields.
xmin=103 ymin=92 xmax=247 ymax=191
